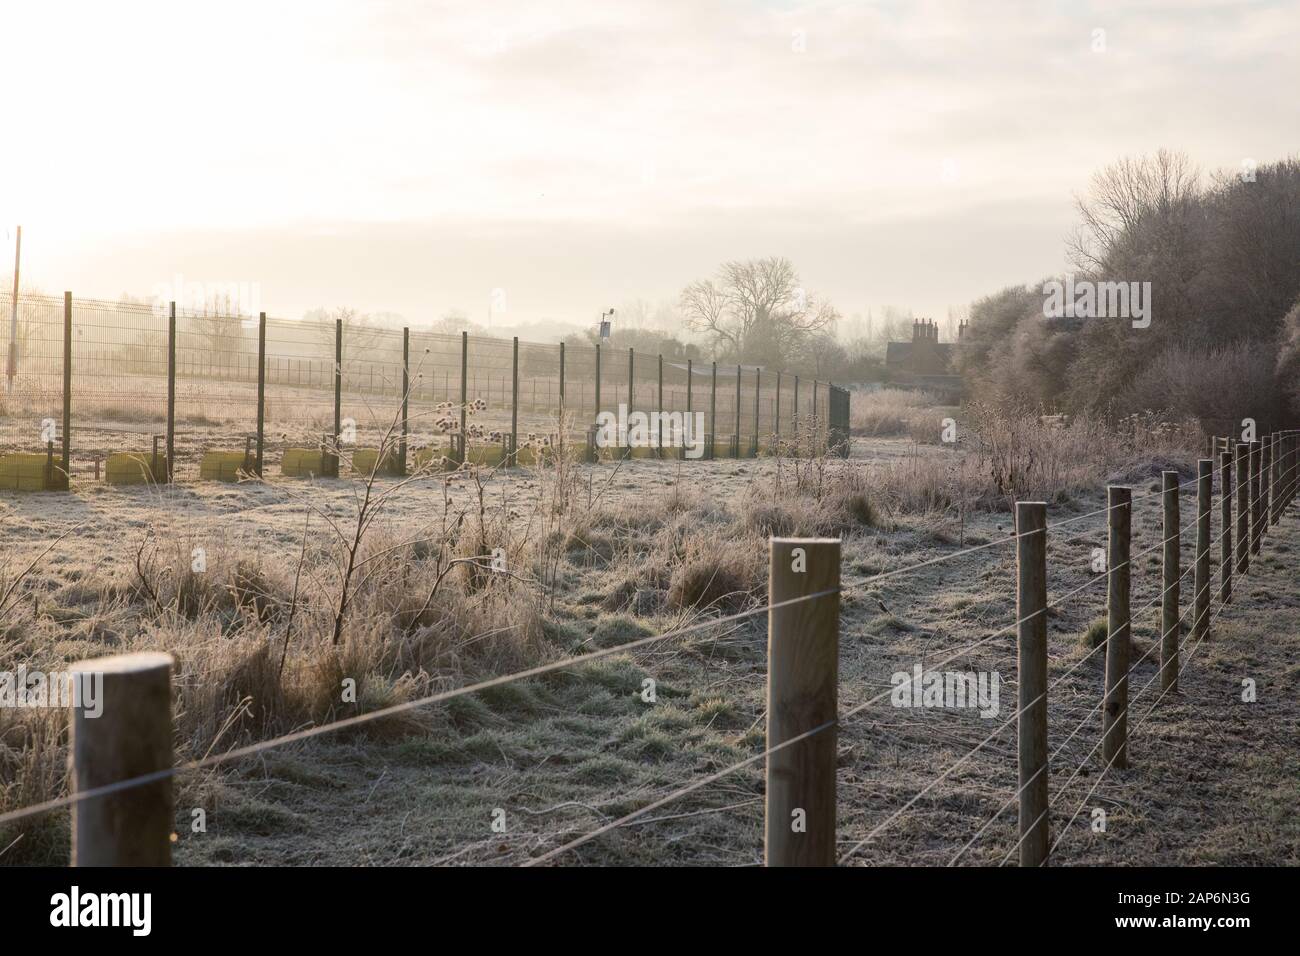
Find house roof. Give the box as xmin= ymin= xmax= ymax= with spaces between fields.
xmin=885 ymin=341 xmax=953 ymax=367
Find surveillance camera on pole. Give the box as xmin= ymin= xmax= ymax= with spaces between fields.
xmin=599 ymin=308 xmax=614 ymax=340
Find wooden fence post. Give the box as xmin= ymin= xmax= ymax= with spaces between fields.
xmin=1269 ymin=433 xmax=1281 ymax=525
xmin=1102 ymin=486 xmax=1131 ymax=770
xmin=1249 ymin=440 xmax=1262 ymax=556
xmin=255 ymin=312 xmax=266 ymax=477
xmin=591 ymin=343 xmax=601 ymax=463
xmin=753 ymin=367 xmax=761 ymax=457
xmin=765 ymin=537 xmax=839 ymax=867
xmin=1235 ymin=444 xmax=1250 ymax=575
xmin=70 ymin=652 xmax=174 ymax=866
xmin=1219 ymin=450 xmax=1232 ymax=604
xmin=685 ymin=358 xmax=692 ymax=461
xmin=1262 ymin=436 xmax=1273 ymax=532
xmin=1192 ymin=459 xmax=1212 ymax=651
xmin=166 ymin=302 xmax=176 ymax=482
xmin=1160 ymin=472 xmax=1180 ymax=692
xmin=1016 ymin=501 xmax=1049 ymax=866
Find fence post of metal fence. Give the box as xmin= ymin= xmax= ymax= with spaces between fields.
xmin=709 ymin=361 xmax=717 ymax=461
xmin=511 ymin=336 xmax=519 ymax=467
xmin=590 ymin=343 xmax=601 ymax=463
xmin=400 ymin=327 xmax=409 ymax=475
xmin=793 ymin=375 xmax=799 ymax=444
xmin=657 ymin=353 xmax=663 ymax=459
xmin=70 ymin=651 xmax=174 ymax=866
xmin=685 ymin=358 xmax=692 ymax=461
xmin=627 ymin=347 xmax=634 ymax=457
xmin=55 ymin=291 xmax=73 ymax=490
xmin=459 ymin=331 xmax=469 ymax=464
xmin=1192 ymin=459 xmax=1212 ymax=653
xmin=753 ymin=367 xmax=761 ymax=457
xmin=1236 ymin=443 xmax=1250 ymax=575
xmin=774 ymin=370 xmax=781 ymax=448
xmin=166 ymin=302 xmax=176 ymax=482
xmin=1102 ymin=485 xmax=1132 ymax=770
xmin=1015 ymin=501 xmax=1049 ymax=867
xmin=1160 ymin=471 xmax=1181 ymax=693
xmin=332 ymin=317 xmax=343 ymax=477
xmin=255 ymin=312 xmax=266 ymax=477
xmin=732 ymin=363 xmax=741 ymax=458
xmin=765 ymin=537 xmax=839 ymax=867
xmin=1220 ymin=450 xmax=1233 ymax=604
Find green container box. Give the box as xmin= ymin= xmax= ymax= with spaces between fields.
xmin=105 ymin=452 xmax=166 ymax=486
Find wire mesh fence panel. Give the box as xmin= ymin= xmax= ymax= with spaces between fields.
xmin=174 ymin=306 xmax=260 ymax=480
xmin=69 ymin=297 xmax=169 ymax=480
xmin=336 ymin=324 xmax=407 ymax=475
xmin=406 ymin=328 xmax=463 ymax=464
xmin=262 ymin=315 xmax=338 ymax=474
xmin=517 ymin=340 xmax=563 ymax=440
xmin=0 ymin=293 xmax=64 ymax=460
xmin=564 ymin=342 xmax=598 ymax=437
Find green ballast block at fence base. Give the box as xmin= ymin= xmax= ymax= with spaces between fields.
xmin=351 ymin=448 xmax=403 ymax=476
xmin=0 ymin=453 xmax=65 ymax=492
xmin=282 ymin=448 xmax=329 ymax=478
xmin=105 ymin=453 xmax=167 ymax=486
xmin=199 ymin=451 xmax=252 ymax=482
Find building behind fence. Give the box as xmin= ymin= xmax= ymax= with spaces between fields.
xmin=0 ymin=292 xmax=851 ymax=487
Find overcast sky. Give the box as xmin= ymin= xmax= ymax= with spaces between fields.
xmin=3 ymin=0 xmax=1297 ymax=336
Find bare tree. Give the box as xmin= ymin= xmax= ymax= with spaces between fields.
xmin=678 ymin=256 xmax=838 ymax=365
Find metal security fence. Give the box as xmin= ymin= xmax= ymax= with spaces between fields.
xmin=0 ymin=291 xmax=850 ymax=488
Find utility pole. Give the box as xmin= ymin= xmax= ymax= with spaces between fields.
xmin=6 ymin=225 xmax=19 ymax=392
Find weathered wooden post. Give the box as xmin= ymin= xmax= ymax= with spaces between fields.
xmin=792 ymin=375 xmax=800 ymax=447
xmin=1219 ymin=450 xmax=1233 ymax=604
xmin=1249 ymin=440 xmax=1262 ymax=556
xmin=753 ymin=367 xmax=761 ymax=457
xmin=1102 ymin=486 xmax=1131 ymax=770
xmin=1016 ymin=501 xmax=1049 ymax=866
xmin=1262 ymin=436 xmax=1273 ymax=533
xmin=166 ymin=302 xmax=176 ymax=482
xmin=685 ymin=358 xmax=693 ymax=461
xmin=1192 ymin=459 xmax=1212 ymax=652
xmin=1160 ymin=472 xmax=1180 ymax=692
xmin=70 ymin=652 xmax=174 ymax=866
xmin=765 ymin=538 xmax=839 ymax=867
xmin=255 ymin=312 xmax=266 ymax=477
xmin=591 ymin=343 xmax=601 ymax=463
xmin=626 ymin=347 xmax=635 ymax=456
xmin=1235 ymin=443 xmax=1250 ymax=575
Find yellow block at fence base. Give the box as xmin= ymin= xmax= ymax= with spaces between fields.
xmin=281 ymin=448 xmax=329 ymax=478
xmin=351 ymin=448 xmax=403 ymax=476
xmin=105 ymin=452 xmax=167 ymax=486
xmin=412 ymin=447 xmax=455 ymax=472
xmin=200 ymin=451 xmax=252 ymax=482
xmin=0 ymin=453 xmax=61 ymax=491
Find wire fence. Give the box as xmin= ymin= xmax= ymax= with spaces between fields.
xmin=0 ymin=292 xmax=849 ymax=485
xmin=0 ymin=433 xmax=1294 ymax=866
